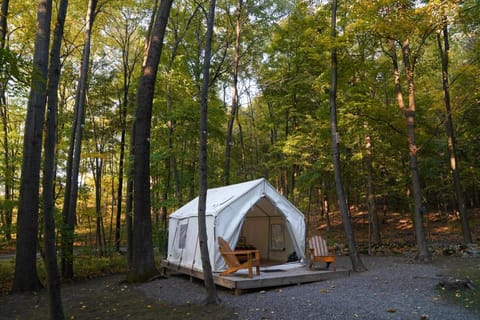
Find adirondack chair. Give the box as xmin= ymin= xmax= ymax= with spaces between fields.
xmin=308 ymin=235 xmax=336 ymax=271
xmin=218 ymin=237 xmax=261 ymax=277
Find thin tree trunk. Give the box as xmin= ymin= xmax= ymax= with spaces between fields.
xmin=224 ymin=0 xmax=243 ymax=185
xmin=390 ymin=38 xmax=431 ymax=261
xmin=329 ymin=0 xmax=366 ymax=272
xmin=13 ymin=0 xmax=52 ymax=292
xmin=160 ymin=6 xmax=199 ymax=247
xmin=437 ymin=23 xmax=472 ymax=243
xmin=0 ymin=0 xmax=13 ymax=241
xmin=365 ymin=131 xmax=381 ymax=244
xmin=92 ymin=157 xmax=106 ymax=256
xmin=126 ymin=123 xmax=135 ymax=267
xmin=61 ymin=0 xmax=98 ymax=279
xmin=129 ymin=0 xmax=172 ymax=282
xmin=42 ymin=0 xmax=69 ymax=317
xmin=198 ymin=0 xmax=219 ymax=305
xmin=402 ymin=40 xmax=430 ymax=261
xmin=116 ymin=107 xmax=126 ymax=252
xmin=113 ymin=11 xmax=142 ymax=253
xmin=115 ymin=80 xmax=128 ymax=252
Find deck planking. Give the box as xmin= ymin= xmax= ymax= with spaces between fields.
xmin=161 ymin=260 xmax=350 ymax=295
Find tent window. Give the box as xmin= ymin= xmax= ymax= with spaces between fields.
xmin=179 ymin=223 xmax=188 ymax=249
xmin=271 ymin=223 xmax=285 ymax=250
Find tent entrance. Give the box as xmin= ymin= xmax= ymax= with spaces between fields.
xmin=237 ymin=197 xmax=296 ymax=264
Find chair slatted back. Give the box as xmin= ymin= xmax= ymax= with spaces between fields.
xmin=308 ymin=235 xmax=329 ymax=256
xmin=218 ymin=237 xmax=240 ymax=267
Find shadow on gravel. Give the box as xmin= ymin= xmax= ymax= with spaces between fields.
xmin=0 ymin=274 xmax=236 ymax=320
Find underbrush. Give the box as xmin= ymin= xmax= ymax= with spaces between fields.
xmin=0 ymin=249 xmax=128 ymax=295
xmin=439 ymin=263 xmax=480 ymax=312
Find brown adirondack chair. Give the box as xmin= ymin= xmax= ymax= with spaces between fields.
xmin=308 ymin=235 xmax=336 ymax=271
xmin=218 ymin=237 xmax=260 ymax=277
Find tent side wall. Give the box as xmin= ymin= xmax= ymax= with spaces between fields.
xmin=167 ymin=215 xmax=216 ymax=272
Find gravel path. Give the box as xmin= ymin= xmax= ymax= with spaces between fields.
xmin=138 ymin=256 xmax=479 ymax=320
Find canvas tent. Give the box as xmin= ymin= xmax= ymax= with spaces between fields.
xmin=166 ymin=178 xmax=306 ymax=273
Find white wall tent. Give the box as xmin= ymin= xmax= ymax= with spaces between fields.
xmin=167 ymin=178 xmax=306 ymax=273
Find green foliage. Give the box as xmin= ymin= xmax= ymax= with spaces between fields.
xmin=0 ymin=48 xmax=30 ymax=90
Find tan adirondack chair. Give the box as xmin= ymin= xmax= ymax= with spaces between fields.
xmin=308 ymin=235 xmax=336 ymax=271
xmin=218 ymin=237 xmax=260 ymax=277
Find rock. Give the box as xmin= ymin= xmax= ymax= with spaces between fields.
xmin=439 ymin=277 xmax=475 ymax=291
xmin=463 ymin=244 xmax=480 ymax=257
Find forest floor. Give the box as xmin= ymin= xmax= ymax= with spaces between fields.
xmin=0 ymin=209 xmax=479 ymax=319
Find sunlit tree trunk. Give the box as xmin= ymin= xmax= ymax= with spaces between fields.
xmin=390 ymin=39 xmax=431 ymax=261
xmin=437 ymin=22 xmax=472 ymax=243
xmin=61 ymin=0 xmax=98 ymax=279
xmin=13 ymin=0 xmax=52 ymax=292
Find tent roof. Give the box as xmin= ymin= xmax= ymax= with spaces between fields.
xmin=169 ymin=178 xmax=267 ymax=219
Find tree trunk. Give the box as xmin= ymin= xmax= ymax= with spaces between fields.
xmin=126 ymin=123 xmax=135 ymax=268
xmin=93 ymin=157 xmax=106 ymax=256
xmin=129 ymin=0 xmax=172 ymax=282
xmin=113 ymin=11 xmax=143 ymax=253
xmin=0 ymin=0 xmax=13 ymax=241
xmin=365 ymin=132 xmax=381 ymax=245
xmin=116 ymin=106 xmax=126 ymax=252
xmin=115 ymin=75 xmax=128 ymax=253
xmin=437 ymin=23 xmax=472 ymax=243
xmin=42 ymin=0 xmax=69 ymax=317
xmin=13 ymin=0 xmax=52 ymax=293
xmin=224 ymin=0 xmax=243 ymax=185
xmin=198 ymin=0 xmax=219 ymax=305
xmin=0 ymin=0 xmax=8 ymax=47
xmin=61 ymin=0 xmax=98 ymax=279
xmin=390 ymin=38 xmax=431 ymax=261
xmin=329 ymin=0 xmax=366 ymax=272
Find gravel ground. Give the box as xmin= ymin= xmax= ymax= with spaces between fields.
xmin=137 ymin=255 xmax=479 ymax=320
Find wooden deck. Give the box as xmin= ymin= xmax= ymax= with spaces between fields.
xmin=161 ymin=260 xmax=350 ymax=295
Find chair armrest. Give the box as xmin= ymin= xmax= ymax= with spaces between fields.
xmin=232 ymin=249 xmax=259 ymax=255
